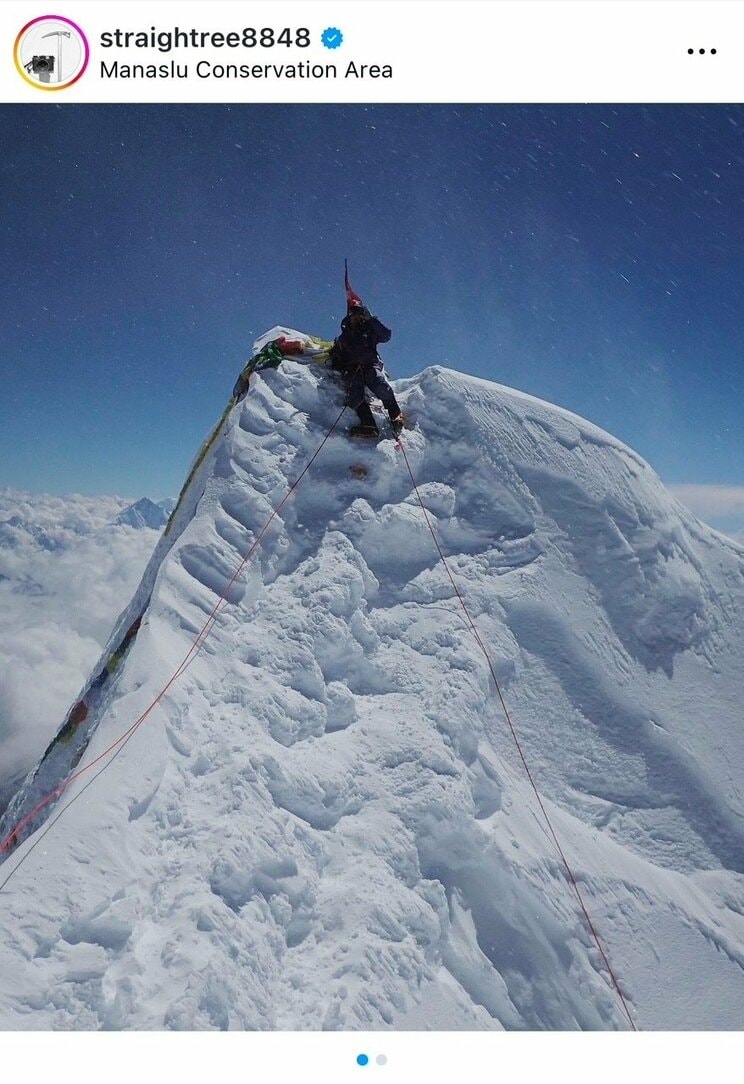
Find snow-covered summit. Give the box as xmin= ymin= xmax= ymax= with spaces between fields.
xmin=112 ymin=497 xmax=171 ymax=530
xmin=1 ymin=334 xmax=742 ymax=1030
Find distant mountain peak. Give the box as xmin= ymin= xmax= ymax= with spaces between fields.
xmin=112 ymin=497 xmax=169 ymax=530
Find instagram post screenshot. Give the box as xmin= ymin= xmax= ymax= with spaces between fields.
xmin=1 ymin=0 xmax=743 ymax=1078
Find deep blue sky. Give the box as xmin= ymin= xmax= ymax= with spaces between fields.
xmin=1 ymin=104 xmax=743 ymax=497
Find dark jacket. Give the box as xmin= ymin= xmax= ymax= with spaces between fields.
xmin=330 ymin=309 xmax=391 ymax=373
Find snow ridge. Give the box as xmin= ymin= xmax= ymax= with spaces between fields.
xmin=0 ymin=339 xmax=743 ymax=1031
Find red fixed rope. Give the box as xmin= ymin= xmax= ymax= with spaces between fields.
xmin=0 ymin=401 xmax=348 ymax=859
xmin=1 ymin=390 xmax=636 ymax=1032
xmin=393 ymin=434 xmax=637 ymax=1031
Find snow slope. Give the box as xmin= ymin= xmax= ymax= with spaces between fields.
xmin=1 ymin=335 xmax=743 ymax=1031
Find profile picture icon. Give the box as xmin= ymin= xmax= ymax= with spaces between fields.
xmin=15 ymin=15 xmax=89 ymax=90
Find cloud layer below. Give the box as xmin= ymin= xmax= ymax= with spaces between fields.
xmin=0 ymin=489 xmax=160 ymax=798
xmin=669 ymin=484 xmax=744 ymax=542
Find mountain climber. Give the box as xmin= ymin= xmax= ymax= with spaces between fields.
xmin=329 ymin=262 xmax=404 ymax=438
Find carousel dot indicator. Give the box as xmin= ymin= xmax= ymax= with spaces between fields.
xmin=376 ymin=1054 xmax=388 ymax=1065
xmin=357 ymin=1053 xmax=369 ymax=1066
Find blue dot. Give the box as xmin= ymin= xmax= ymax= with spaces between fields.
xmin=357 ymin=1053 xmax=369 ymax=1066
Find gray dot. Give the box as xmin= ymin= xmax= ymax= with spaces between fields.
xmin=376 ymin=1055 xmax=387 ymax=1066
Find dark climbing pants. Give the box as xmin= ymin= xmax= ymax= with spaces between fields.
xmin=343 ymin=361 xmax=398 ymax=413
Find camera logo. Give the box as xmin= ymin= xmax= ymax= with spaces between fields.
xmin=14 ymin=15 xmax=89 ymax=90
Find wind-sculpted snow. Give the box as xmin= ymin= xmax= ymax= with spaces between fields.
xmin=0 ymin=347 xmax=743 ymax=1030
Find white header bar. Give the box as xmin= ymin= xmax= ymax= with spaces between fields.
xmin=2 ymin=1 xmax=742 ymax=104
